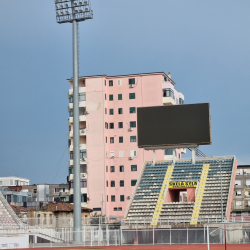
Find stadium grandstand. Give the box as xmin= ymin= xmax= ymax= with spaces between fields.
xmin=0 ymin=187 xmax=23 ymax=229
xmin=124 ymin=156 xmax=237 ymax=225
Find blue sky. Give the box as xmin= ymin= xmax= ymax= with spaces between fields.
xmin=0 ymin=0 xmax=249 ymax=184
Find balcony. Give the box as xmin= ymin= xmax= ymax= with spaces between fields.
xmin=68 ymin=101 xmax=86 ymax=109
xmin=162 ymin=97 xmax=175 ymax=105
xmin=69 ymin=115 xmax=86 ymax=123
xmin=162 ymin=88 xmax=175 ymax=105
xmin=70 ymin=158 xmax=87 ymax=166
xmin=69 ymin=144 xmax=86 ymax=152
xmin=68 ymin=87 xmax=86 ymax=95
xmin=68 ymin=129 xmax=86 ymax=138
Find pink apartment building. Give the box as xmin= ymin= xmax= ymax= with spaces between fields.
xmin=67 ymin=72 xmax=185 ymax=217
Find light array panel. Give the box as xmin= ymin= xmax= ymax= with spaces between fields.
xmin=54 ymin=0 xmax=93 ymax=23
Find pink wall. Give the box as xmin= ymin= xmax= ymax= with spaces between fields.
xmin=227 ymin=158 xmax=237 ymax=218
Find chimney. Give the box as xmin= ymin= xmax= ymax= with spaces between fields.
xmin=168 ymin=72 xmax=171 ymax=79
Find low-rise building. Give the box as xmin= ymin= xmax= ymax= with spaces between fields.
xmin=35 ymin=202 xmax=93 ymax=228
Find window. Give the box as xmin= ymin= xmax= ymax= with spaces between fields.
xmin=130 ymin=136 xmax=136 ymax=142
xmin=114 ymin=207 xmax=117 ymax=211
xmin=80 ymin=150 xmax=86 ymax=158
xmin=109 ymin=94 xmax=113 ymax=101
xmin=130 ymin=107 xmax=136 ymax=113
xmin=120 ymin=195 xmax=124 ymax=202
xmin=33 ymin=189 xmax=37 ymax=194
xmin=105 ymin=94 xmax=106 ymax=100
xmin=118 ymin=122 xmax=123 ymax=128
xmin=110 ymin=166 xmax=115 ymax=172
xmin=110 ymin=151 xmax=115 ymax=158
xmin=69 ymin=109 xmax=73 ymax=117
xmin=118 ymin=108 xmax=123 ymax=114
xmin=110 ymin=137 xmax=114 ymax=143
xmin=130 ymin=121 xmax=136 ymax=128
xmin=81 ymin=194 xmax=87 ymax=202
xmin=107 ymin=195 xmax=108 ymax=202
xmin=129 ymin=93 xmax=135 ymax=99
xmin=111 ymin=181 xmax=115 ymax=187
xmin=236 ymin=201 xmax=242 ymax=206
xmin=119 ymin=151 xmax=124 ymax=157
xmin=120 ymin=166 xmax=124 ymax=172
xmin=68 ymin=139 xmax=71 ymax=147
xmin=129 ymin=78 xmax=135 ymax=86
xmin=69 ymin=167 xmax=73 ymax=174
xmin=131 ymin=180 xmax=137 ymax=186
xmin=69 ymin=95 xmax=73 ymax=103
xmin=246 ymin=180 xmax=250 ymax=186
xmin=162 ymin=88 xmax=175 ymax=99
xmin=236 ymin=191 xmax=241 ymax=196
xmin=105 ymin=80 xmax=106 ymax=86
xmin=118 ymin=79 xmax=122 ymax=86
xmin=109 ymin=109 xmax=114 ymax=115
xmin=164 ymin=149 xmax=173 ymax=155
xmin=49 ymin=214 xmax=53 ymax=225
xmin=54 ymin=188 xmax=60 ymax=193
xmin=106 ymin=181 xmax=108 ymax=187
xmin=111 ymin=195 xmax=115 ymax=202
xmin=179 ymin=98 xmax=184 ymax=104
xmin=109 ymin=123 xmax=114 ymax=129
xmin=69 ymin=126 xmax=71 ymax=131
xmin=105 ymin=122 xmax=108 ymax=129
xmin=130 ymin=150 xmax=137 ymax=157
xmin=93 ymin=208 xmax=101 ymax=211
xmin=105 ymin=108 xmax=107 ymax=114
xmin=79 ymin=93 xmax=86 ymax=101
xmin=118 ymin=94 xmax=122 ymax=100
xmin=109 ymin=80 xmax=113 ymax=86
xmin=106 ymin=166 xmax=108 ymax=172
xmin=131 ymin=165 xmax=137 ymax=171
xmin=235 ymin=180 xmax=242 ymax=186
xmin=106 ymin=137 xmax=107 ymax=143
xmin=119 ymin=137 xmax=123 ymax=143
xmin=120 ymin=180 xmax=124 ymax=187
xmin=81 ymin=179 xmax=87 ymax=188
xmin=118 ymin=207 xmax=122 ymax=211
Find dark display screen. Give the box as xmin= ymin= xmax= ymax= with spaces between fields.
xmin=137 ymin=103 xmax=211 ymax=148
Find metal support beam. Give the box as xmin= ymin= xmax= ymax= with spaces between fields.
xmin=173 ymin=149 xmax=176 ymax=164
xmin=153 ymin=150 xmax=156 ymax=164
xmin=72 ymin=19 xmax=82 ymax=243
xmin=192 ymin=148 xmax=196 ymax=164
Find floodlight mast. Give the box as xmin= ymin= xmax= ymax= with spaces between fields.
xmin=54 ymin=0 xmax=93 ymax=243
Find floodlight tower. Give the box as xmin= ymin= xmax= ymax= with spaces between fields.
xmin=54 ymin=0 xmax=93 ymax=243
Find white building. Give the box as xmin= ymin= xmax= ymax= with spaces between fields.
xmin=0 ymin=177 xmax=30 ymax=187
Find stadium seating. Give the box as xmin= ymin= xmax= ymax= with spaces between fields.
xmin=125 ymin=157 xmax=235 ymax=225
xmin=0 ymin=190 xmax=22 ymax=229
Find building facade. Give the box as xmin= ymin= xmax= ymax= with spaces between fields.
xmin=231 ymin=165 xmax=250 ymax=215
xmin=67 ymin=72 xmax=185 ymax=217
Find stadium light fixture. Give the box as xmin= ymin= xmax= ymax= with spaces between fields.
xmin=54 ymin=0 xmax=93 ymax=243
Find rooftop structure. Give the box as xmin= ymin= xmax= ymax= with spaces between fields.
xmin=67 ymin=72 xmax=185 ymax=217
xmin=0 ymin=177 xmax=29 ymax=187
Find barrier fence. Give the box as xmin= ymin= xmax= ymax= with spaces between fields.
xmin=18 ymin=215 xmax=250 ymax=228
xmin=1 ymin=223 xmax=250 ymax=248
